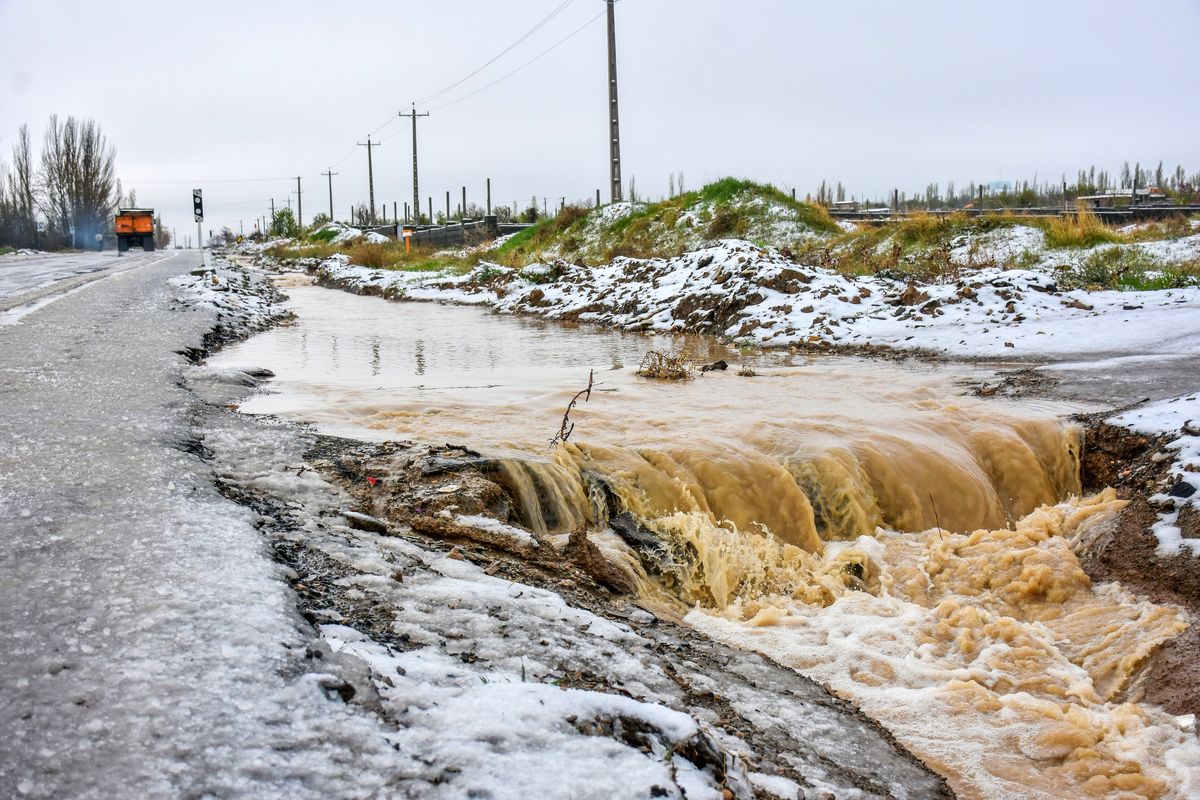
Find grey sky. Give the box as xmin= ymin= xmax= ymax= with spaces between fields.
xmin=2 ymin=0 xmax=1197 ymax=235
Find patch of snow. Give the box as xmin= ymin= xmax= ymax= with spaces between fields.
xmin=1111 ymin=395 xmax=1200 ymax=556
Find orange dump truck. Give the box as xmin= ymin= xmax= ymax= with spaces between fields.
xmin=114 ymin=208 xmax=156 ymax=252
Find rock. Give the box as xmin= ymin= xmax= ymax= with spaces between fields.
xmin=342 ymin=510 xmax=389 ymax=533
xmin=242 ymin=366 xmax=276 ymax=378
xmin=565 ymin=528 xmax=639 ymax=595
xmin=1167 ymin=481 xmax=1197 ymax=499
xmin=1004 ymin=341 xmax=1015 ymax=348
xmin=700 ymin=360 xmax=729 ymax=372
xmin=897 ymin=284 xmax=929 ymax=306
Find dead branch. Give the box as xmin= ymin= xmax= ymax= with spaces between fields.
xmin=550 ymin=369 xmax=595 ymax=448
xmin=635 ymin=350 xmax=694 ymax=381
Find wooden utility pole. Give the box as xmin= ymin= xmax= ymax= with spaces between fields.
xmin=399 ymin=105 xmax=430 ymax=230
xmin=357 ymin=137 xmax=380 ymax=224
xmin=322 ymin=168 xmax=338 ymax=222
xmin=606 ymin=0 xmax=623 ymax=203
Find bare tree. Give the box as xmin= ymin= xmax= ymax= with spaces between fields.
xmin=38 ymin=114 xmax=118 ymax=247
xmin=3 ymin=125 xmax=37 ymax=247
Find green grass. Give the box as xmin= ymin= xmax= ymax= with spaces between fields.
xmin=0 ymin=246 xmax=15 ymax=256
xmin=1055 ymin=248 xmax=1200 ymax=291
xmin=491 ymin=177 xmax=839 ymax=266
xmin=306 ymin=226 xmax=340 ymax=243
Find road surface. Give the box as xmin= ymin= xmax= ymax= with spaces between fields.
xmin=0 ymin=251 xmax=396 ymax=798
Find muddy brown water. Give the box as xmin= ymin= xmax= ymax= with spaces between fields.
xmin=210 ymin=279 xmax=1200 ymax=799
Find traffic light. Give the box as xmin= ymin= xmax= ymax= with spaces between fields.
xmin=193 ymin=189 xmax=204 ymax=222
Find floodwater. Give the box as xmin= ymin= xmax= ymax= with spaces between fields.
xmin=210 ymin=279 xmax=1199 ymax=799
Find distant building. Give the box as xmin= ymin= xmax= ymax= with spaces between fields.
xmin=832 ymin=199 xmax=861 ymax=212
xmin=1076 ymin=188 xmax=1169 ymax=208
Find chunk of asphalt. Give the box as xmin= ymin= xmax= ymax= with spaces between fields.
xmin=342 ymin=510 xmax=389 ymax=533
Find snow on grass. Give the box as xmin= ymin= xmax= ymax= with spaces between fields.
xmin=1111 ymin=395 xmax=1200 ymax=556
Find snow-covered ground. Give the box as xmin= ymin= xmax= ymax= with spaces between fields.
xmin=1111 ymin=395 xmax=1200 ymax=555
xmin=313 ymin=238 xmax=1200 ymax=360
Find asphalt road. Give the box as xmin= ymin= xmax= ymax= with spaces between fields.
xmin=0 ymin=251 xmax=393 ymax=798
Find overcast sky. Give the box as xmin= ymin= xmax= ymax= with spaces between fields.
xmin=2 ymin=0 xmax=1197 ymax=236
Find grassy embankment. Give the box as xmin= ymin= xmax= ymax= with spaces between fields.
xmin=266 ymin=178 xmax=1198 ymax=291
xmin=490 ymin=177 xmax=840 ymax=266
xmin=794 ymin=208 xmax=1200 ymax=290
xmin=0 ymin=246 xmax=15 ymax=256
xmin=266 ymin=178 xmax=839 ymax=274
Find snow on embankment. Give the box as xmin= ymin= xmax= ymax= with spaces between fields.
xmin=1112 ymin=395 xmax=1200 ymax=555
xmin=316 ymin=238 xmax=1200 ymax=359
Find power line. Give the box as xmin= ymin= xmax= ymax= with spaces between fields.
xmin=415 ymin=0 xmax=578 ymax=105
xmin=123 ymin=177 xmax=292 ymax=184
xmin=429 ymin=9 xmax=605 ymax=112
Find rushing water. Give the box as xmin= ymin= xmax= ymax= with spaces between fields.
xmin=210 ymin=279 xmax=1199 ymax=799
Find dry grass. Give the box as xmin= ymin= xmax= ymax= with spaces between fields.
xmin=268 ymin=237 xmax=474 ymax=275
xmin=1043 ymin=205 xmax=1122 ymax=248
xmin=635 ymin=350 xmax=694 ymax=381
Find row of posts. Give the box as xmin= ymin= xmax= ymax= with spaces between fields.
xmin=342 ymin=180 xmax=609 ymax=228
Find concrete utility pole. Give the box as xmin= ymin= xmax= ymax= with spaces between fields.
xmin=427 ymin=197 xmax=432 ymax=226
xmin=399 ymin=105 xmax=430 ymax=229
xmin=605 ymin=0 xmax=623 ymax=203
xmin=486 ymin=178 xmax=492 ymax=215
xmin=357 ymin=137 xmax=380 ymax=224
xmin=294 ymin=177 xmax=304 ymax=228
xmin=322 ymin=168 xmax=338 ymax=222
xmin=461 ymin=186 xmax=467 ymax=220
xmin=445 ymin=191 xmax=450 ymax=225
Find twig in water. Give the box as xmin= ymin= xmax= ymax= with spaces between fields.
xmin=928 ymin=492 xmax=943 ymax=539
xmin=550 ymin=369 xmax=595 ymax=448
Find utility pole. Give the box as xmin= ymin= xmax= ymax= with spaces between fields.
xmin=322 ymin=168 xmax=338 ymax=222
xmin=295 ymin=177 xmax=303 ymax=228
xmin=461 ymin=186 xmax=467 ymax=220
xmin=605 ymin=0 xmax=623 ymax=203
xmin=445 ymin=191 xmax=450 ymax=225
xmin=427 ymin=196 xmax=432 ymax=226
xmin=357 ymin=137 xmax=380 ymax=224
xmin=399 ymin=104 xmax=430 ymax=231
xmin=486 ymin=178 xmax=492 ymax=215
xmin=393 ymin=201 xmax=397 ymax=224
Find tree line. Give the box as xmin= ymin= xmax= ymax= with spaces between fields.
xmin=0 ymin=116 xmax=165 ymax=251
xmin=811 ymin=160 xmax=1200 ymax=211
